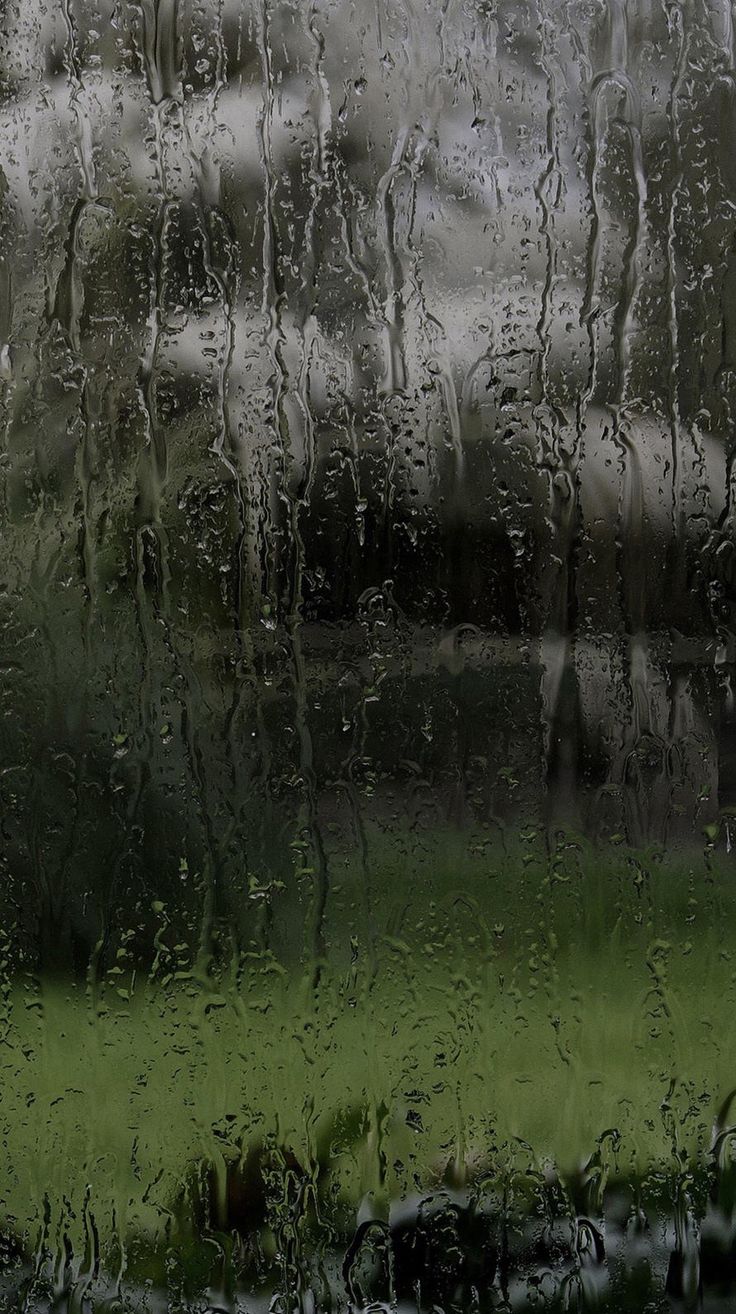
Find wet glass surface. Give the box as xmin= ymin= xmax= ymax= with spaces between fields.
xmin=2 ymin=0 xmax=736 ymax=1309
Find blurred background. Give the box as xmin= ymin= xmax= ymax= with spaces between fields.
xmin=3 ymin=1 xmax=736 ymax=1308
xmin=2 ymin=0 xmax=736 ymax=971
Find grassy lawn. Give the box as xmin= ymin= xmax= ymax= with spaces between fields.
xmin=1 ymin=830 xmax=735 ymax=1291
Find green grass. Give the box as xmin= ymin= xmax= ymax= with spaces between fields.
xmin=1 ymin=831 xmax=735 ymax=1279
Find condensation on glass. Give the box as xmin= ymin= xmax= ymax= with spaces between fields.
xmin=1 ymin=0 xmax=736 ymax=1308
